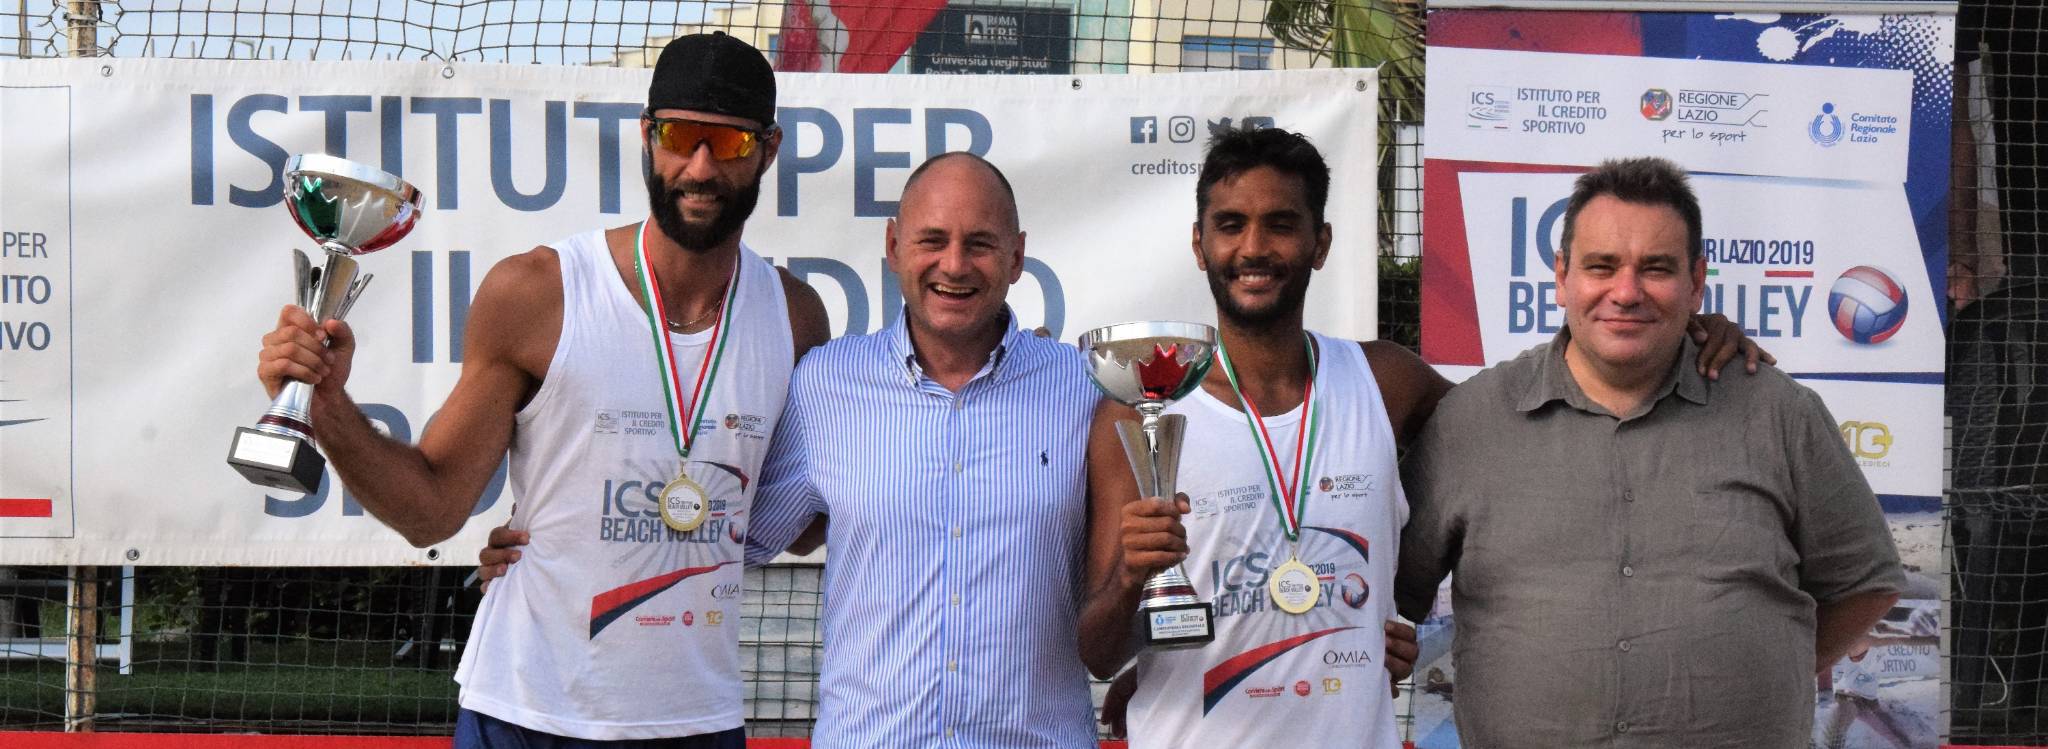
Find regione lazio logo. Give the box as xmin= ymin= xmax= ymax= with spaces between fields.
xmin=1809 ymin=102 xmax=1845 ymax=147
xmin=1828 ymin=265 xmax=1909 ymax=344
xmin=1639 ymin=89 xmax=1673 ymax=121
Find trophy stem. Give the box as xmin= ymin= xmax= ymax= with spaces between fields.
xmin=254 ymin=381 xmax=315 ymax=443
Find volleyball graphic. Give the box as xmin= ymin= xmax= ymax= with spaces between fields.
xmin=1827 ymin=265 xmax=1909 ymax=344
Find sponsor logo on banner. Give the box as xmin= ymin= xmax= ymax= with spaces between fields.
xmin=705 ymin=610 xmax=723 ymax=626
xmin=1323 ymin=677 xmax=1342 ymax=694
xmin=1810 ymin=102 xmax=1845 ymax=146
xmin=1840 ymin=420 xmax=1894 ymax=465
xmin=1244 ymin=685 xmax=1285 ymax=699
xmin=1168 ymin=116 xmax=1198 ymax=143
xmin=1294 ymin=680 xmax=1312 ymax=697
xmin=1828 ymin=266 xmax=1909 ymax=344
xmin=711 ymin=583 xmax=743 ymax=600
xmin=1639 ymin=88 xmax=1673 ymax=120
xmin=724 ymin=413 xmax=740 ymax=430
xmin=964 ymin=13 xmax=1019 ymax=46
xmin=634 ymin=614 xmax=675 ymax=627
xmin=1467 ymin=86 xmax=1512 ymax=128
xmin=594 ymin=409 xmax=619 ymax=434
xmin=682 ymin=610 xmax=695 ymax=627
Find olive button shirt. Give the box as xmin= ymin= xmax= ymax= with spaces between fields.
xmin=1395 ymin=332 xmax=1904 ymax=749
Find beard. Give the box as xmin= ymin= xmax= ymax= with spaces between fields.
xmin=1205 ymin=256 xmax=1314 ymax=329
xmin=644 ymin=157 xmax=763 ymax=253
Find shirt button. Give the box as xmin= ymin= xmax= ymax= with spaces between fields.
xmin=1621 ymin=565 xmax=1635 ymax=578
xmin=948 ymin=660 xmax=958 ymax=671
xmin=945 ymin=726 xmax=954 ymax=737
xmin=1616 ymin=721 xmax=1630 ymax=734
xmin=1623 ymin=490 xmax=1634 ymax=502
xmin=1618 ymin=639 xmax=1632 ymax=652
xmin=951 ymin=593 xmax=961 ymax=606
xmin=952 ymin=461 xmax=963 ymax=473
xmin=951 ymin=526 xmax=963 ymax=538
xmin=952 ymin=399 xmax=962 ymax=410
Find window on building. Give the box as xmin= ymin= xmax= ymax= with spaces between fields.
xmin=767 ymin=34 xmax=781 ymax=68
xmin=1180 ymin=36 xmax=1273 ymax=71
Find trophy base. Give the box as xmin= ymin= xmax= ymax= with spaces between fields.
xmin=227 ymin=427 xmax=326 ymax=493
xmin=1142 ymin=601 xmax=1215 ymax=649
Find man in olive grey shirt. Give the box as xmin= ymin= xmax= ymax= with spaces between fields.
xmin=1394 ymin=157 xmax=1904 ymax=748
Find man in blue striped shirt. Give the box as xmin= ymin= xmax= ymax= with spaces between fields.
xmin=737 ymin=152 xmax=1103 ymax=747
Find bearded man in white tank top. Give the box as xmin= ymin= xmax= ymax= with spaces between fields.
xmin=255 ymin=33 xmax=829 ymax=748
xmin=1077 ymin=128 xmax=1770 ymax=747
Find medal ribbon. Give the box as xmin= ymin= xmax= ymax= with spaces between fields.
xmin=1215 ymin=333 xmax=1322 ymax=543
xmin=633 ymin=219 xmax=742 ymax=459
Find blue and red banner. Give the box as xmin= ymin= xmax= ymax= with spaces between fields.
xmin=1418 ymin=7 xmax=1952 ymax=747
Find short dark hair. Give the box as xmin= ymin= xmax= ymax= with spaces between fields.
xmin=1560 ymin=157 xmax=1703 ymax=264
xmin=1195 ymin=127 xmax=1330 ymax=227
xmin=900 ymin=151 xmax=1020 ymax=231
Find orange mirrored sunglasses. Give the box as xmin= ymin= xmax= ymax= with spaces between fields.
xmin=644 ymin=115 xmax=765 ymax=161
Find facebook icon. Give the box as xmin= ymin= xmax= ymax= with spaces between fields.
xmin=1130 ymin=116 xmax=1157 ymax=143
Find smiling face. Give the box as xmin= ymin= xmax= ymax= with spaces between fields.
xmin=642 ymin=108 xmax=779 ymax=252
xmin=886 ymin=156 xmax=1025 ymax=346
xmin=1193 ymin=165 xmax=1331 ymax=328
xmin=1556 ymin=194 xmax=1706 ymax=379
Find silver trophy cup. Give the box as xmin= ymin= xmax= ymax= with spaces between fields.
xmin=227 ymin=154 xmax=422 ymax=493
xmin=1080 ymin=321 xmax=1218 ymax=649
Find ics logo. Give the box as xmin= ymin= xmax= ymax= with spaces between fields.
xmin=1827 ymin=266 xmax=1909 ymax=344
xmin=1639 ymin=89 xmax=1672 ymax=121
xmin=1809 ymin=102 xmax=1844 ymax=147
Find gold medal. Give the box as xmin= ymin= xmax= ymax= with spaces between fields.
xmin=1269 ymin=556 xmax=1320 ymax=614
xmin=658 ymin=473 xmax=710 ymax=532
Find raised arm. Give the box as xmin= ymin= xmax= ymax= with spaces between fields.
xmin=259 ymin=247 xmax=559 ymax=547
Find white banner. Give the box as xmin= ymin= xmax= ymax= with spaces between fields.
xmin=0 ymin=59 xmax=1378 ymax=565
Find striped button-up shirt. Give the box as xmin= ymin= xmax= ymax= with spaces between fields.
xmin=747 ymin=311 xmax=1100 ymax=748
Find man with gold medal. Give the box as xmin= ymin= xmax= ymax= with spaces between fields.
xmin=256 ymin=33 xmax=830 ymax=748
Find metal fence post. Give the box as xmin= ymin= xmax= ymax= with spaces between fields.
xmin=64 ymin=565 xmax=98 ymax=732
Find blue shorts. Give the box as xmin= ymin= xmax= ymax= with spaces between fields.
xmin=454 ymin=708 xmax=746 ymax=749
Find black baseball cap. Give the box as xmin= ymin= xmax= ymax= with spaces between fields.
xmin=648 ymin=32 xmax=777 ymax=129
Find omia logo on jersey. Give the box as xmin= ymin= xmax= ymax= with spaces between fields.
xmin=1827 ymin=265 xmax=1909 ymax=344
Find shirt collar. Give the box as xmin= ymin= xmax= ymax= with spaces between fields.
xmin=1515 ymin=327 xmax=1709 ymax=414
xmin=883 ymin=307 xmax=1024 ymax=388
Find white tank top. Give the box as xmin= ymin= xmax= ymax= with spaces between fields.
xmin=1128 ymin=332 xmax=1407 ymax=749
xmin=453 ymin=229 xmax=793 ymax=739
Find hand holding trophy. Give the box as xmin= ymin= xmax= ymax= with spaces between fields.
xmin=227 ymin=155 xmax=423 ymax=493
xmin=1080 ymin=321 xmax=1218 ymax=649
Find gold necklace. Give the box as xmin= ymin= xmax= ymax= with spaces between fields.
xmin=666 ymin=298 xmax=724 ymax=331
